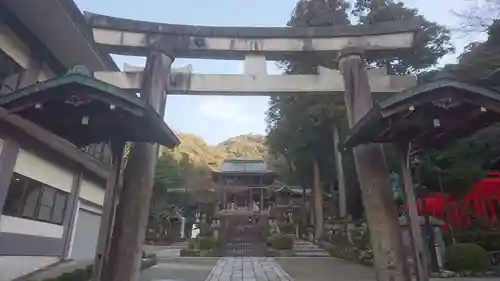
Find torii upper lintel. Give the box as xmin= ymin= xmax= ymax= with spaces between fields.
xmin=84 ymin=12 xmax=422 ymax=60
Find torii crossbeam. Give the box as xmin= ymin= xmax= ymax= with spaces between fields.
xmin=85 ymin=12 xmax=420 ymax=60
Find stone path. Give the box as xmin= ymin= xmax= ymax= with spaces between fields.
xmin=204 ymin=257 xmax=292 ymax=281
xmin=141 ymin=257 xmax=219 ymax=281
xmin=144 ymin=241 xmax=188 ymax=258
xmin=157 ymin=241 xmax=188 ymax=258
xmin=276 ymin=257 xmax=373 ymax=281
xmin=142 ymin=255 xmax=500 ymax=281
xmin=293 ymin=240 xmax=329 ymax=257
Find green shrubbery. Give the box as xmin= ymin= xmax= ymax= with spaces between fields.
xmin=325 ymin=243 xmax=360 ymax=262
xmin=187 ymin=238 xmax=197 ymax=249
xmin=454 ymin=229 xmax=500 ymax=251
xmin=323 ymin=226 xmax=372 ymax=266
xmin=444 ymin=243 xmax=490 ymax=273
xmin=198 ymin=236 xmax=216 ymax=250
xmin=279 ymin=223 xmax=295 ymax=235
xmin=188 ymin=235 xmax=218 ymax=250
xmin=267 ymin=234 xmax=293 ymax=250
xmin=180 ymin=248 xmax=200 ymax=257
xmin=41 ymin=265 xmax=92 ymax=281
xmin=41 ymin=254 xmax=158 ymax=281
xmin=183 ymin=235 xmax=220 ymax=256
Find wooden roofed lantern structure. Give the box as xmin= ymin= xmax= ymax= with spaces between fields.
xmin=0 ymin=66 xmax=180 ymax=280
xmin=344 ymin=77 xmax=500 ymax=275
xmin=0 ymin=67 xmax=179 ymax=149
xmin=345 ymin=78 xmax=500 ymax=149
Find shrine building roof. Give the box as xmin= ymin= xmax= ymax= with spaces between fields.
xmin=212 ymin=158 xmax=276 ymax=175
xmin=0 ymin=68 xmax=180 ymax=148
xmin=344 ymin=78 xmax=500 ymax=150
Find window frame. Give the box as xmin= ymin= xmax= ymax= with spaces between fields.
xmin=2 ymin=173 xmax=69 ymax=225
xmin=0 ymin=49 xmax=23 ymax=93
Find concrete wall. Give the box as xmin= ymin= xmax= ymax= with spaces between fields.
xmin=0 ymin=216 xmax=64 ymax=239
xmin=79 ymin=179 xmax=105 ymax=206
xmin=14 ymin=148 xmax=74 ymax=193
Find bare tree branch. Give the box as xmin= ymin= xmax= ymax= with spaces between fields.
xmin=453 ymin=0 xmax=500 ymax=33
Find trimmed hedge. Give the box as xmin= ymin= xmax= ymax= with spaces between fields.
xmin=445 ymin=243 xmax=490 ymax=273
xmin=454 ymin=229 xmax=500 ymax=251
xmin=187 ymin=235 xmax=218 ymax=250
xmin=41 ymin=255 xmax=157 ymax=281
xmin=41 ymin=265 xmax=92 ymax=281
xmin=180 ymin=249 xmax=200 ymax=257
xmin=267 ymin=234 xmax=293 ymax=250
xmin=198 ymin=236 xmax=216 ymax=250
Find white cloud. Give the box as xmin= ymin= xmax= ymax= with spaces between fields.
xmin=197 ymin=97 xmax=254 ymax=125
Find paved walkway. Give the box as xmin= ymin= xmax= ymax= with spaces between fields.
xmin=141 ymin=257 xmax=219 ymax=281
xmin=204 ymin=257 xmax=292 ymax=281
xmin=143 ymin=256 xmax=500 ymax=281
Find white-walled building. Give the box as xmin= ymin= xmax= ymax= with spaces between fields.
xmin=0 ymin=110 xmax=110 ymax=280
xmin=0 ymin=0 xmax=118 ymax=279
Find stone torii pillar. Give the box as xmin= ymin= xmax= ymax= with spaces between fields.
xmin=338 ymin=48 xmax=412 ymax=281
xmin=98 ymin=52 xmax=174 ymax=281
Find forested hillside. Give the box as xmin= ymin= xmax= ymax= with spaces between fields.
xmin=159 ymin=132 xmax=267 ymax=168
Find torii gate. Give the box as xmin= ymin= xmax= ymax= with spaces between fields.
xmin=85 ymin=12 xmax=423 ymax=281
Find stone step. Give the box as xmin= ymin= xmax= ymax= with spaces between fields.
xmin=294 ymin=252 xmax=330 ymax=257
xmin=293 ymin=246 xmax=321 ymax=250
xmin=295 ymin=248 xmax=325 ymax=252
xmin=294 ymin=244 xmax=320 ymax=247
xmin=293 ymin=240 xmax=330 ymax=257
xmin=294 ymin=244 xmax=321 ymax=247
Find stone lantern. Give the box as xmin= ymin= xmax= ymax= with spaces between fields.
xmin=211 ymin=217 xmax=221 ymax=242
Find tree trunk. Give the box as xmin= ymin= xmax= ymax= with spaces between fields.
xmin=308 ymin=182 xmax=315 ymax=227
xmin=329 ymin=183 xmax=338 ymax=217
xmin=103 ymin=52 xmax=173 ymax=281
xmin=313 ymin=158 xmax=324 ymax=241
xmin=333 ymin=123 xmax=347 ymax=217
xmin=339 ymin=49 xmax=410 ymax=281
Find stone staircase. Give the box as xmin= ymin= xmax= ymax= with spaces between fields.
xmin=293 ymin=240 xmax=330 ymax=257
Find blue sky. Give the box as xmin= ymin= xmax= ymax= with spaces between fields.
xmin=75 ymin=0 xmax=486 ymax=145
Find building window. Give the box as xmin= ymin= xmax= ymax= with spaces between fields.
xmin=0 ymin=49 xmax=23 ymax=95
xmin=2 ymin=173 xmax=69 ymax=225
